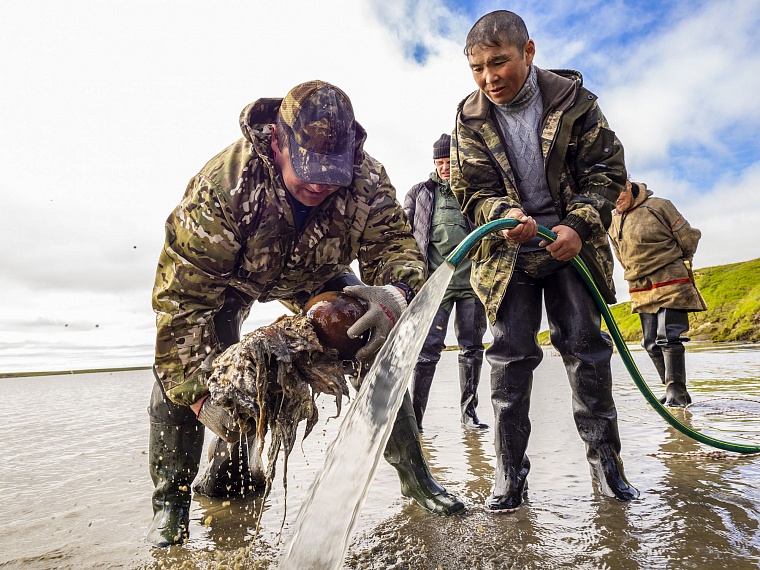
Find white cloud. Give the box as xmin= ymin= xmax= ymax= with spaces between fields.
xmin=1 ymin=0 xmax=758 ymax=371
xmin=685 ymin=163 xmax=760 ymax=268
xmin=601 ymin=0 xmax=760 ymax=167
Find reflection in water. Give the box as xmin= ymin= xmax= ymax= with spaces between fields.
xmin=461 ymin=430 xmax=494 ymax=504
xmin=646 ymin=419 xmax=760 ymax=568
xmin=192 ymin=493 xmax=265 ymax=550
xmin=1 ymin=344 xmax=760 ymax=569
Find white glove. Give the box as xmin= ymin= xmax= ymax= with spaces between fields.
xmin=197 ymin=400 xmax=254 ymax=443
xmin=343 ymin=284 xmax=407 ymax=361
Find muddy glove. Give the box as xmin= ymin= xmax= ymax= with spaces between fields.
xmin=344 ymin=284 xmax=407 ymax=361
xmin=197 ymin=399 xmax=255 ymax=443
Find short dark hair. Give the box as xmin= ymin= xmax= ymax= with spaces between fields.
xmin=464 ymin=10 xmax=529 ymax=56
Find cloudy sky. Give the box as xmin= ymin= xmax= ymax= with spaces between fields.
xmin=1 ymin=0 xmax=758 ymax=373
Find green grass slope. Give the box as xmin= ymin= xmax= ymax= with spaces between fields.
xmin=535 ymin=258 xmax=760 ymax=345
xmin=606 ymin=258 xmax=760 ymax=343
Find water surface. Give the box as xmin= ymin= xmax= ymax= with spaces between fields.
xmin=1 ymin=343 xmax=759 ymax=569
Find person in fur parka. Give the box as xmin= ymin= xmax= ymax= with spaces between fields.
xmin=608 ymin=180 xmax=707 ymax=407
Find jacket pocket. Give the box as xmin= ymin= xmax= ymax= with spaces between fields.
xmin=578 ymin=127 xmax=617 ymax=168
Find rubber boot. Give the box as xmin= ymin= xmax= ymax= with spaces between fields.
xmin=487 ymin=454 xmax=530 ymax=512
xmin=193 ymin=435 xmax=266 ymax=498
xmin=411 ymin=361 xmax=437 ymax=432
xmin=459 ymin=356 xmax=488 ymax=430
xmin=650 ymin=352 xmax=667 ymax=385
xmin=660 ymin=348 xmax=692 ymax=407
xmin=146 ymin=420 xmax=204 ymax=546
xmin=485 ymin=270 xmax=539 ymax=513
xmin=487 ymin=363 xmax=531 ymax=512
xmin=384 ymin=392 xmax=465 ymax=515
xmin=640 ymin=312 xmax=666 ymax=384
xmin=541 ymin=266 xmax=638 ymax=503
xmin=587 ymin=444 xmax=639 ymax=501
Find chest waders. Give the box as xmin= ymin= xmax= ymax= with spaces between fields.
xmin=448 ymin=219 xmax=760 ymax=456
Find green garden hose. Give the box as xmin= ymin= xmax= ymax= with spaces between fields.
xmin=447 ymin=218 xmax=760 ymax=454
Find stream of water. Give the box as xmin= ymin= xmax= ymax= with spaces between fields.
xmin=278 ymin=264 xmax=454 ymax=569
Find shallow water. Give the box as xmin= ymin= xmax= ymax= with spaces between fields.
xmin=1 ymin=343 xmax=759 ymax=569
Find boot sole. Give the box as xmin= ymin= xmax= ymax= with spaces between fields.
xmin=461 ymin=422 xmax=489 ymax=430
xmin=486 ymin=503 xmax=522 ymax=515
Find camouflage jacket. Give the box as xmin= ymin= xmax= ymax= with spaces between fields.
xmin=153 ymin=98 xmax=425 ymax=405
xmin=450 ymin=67 xmax=626 ymax=323
xmin=608 ymin=184 xmax=707 ymax=314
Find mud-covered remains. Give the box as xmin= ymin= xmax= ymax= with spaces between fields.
xmin=205 ymin=313 xmax=349 ymax=512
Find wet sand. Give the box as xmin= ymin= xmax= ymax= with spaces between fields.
xmin=1 ymin=345 xmax=760 ymax=569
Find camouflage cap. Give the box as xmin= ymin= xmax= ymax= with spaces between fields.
xmin=279 ymin=80 xmax=356 ymax=186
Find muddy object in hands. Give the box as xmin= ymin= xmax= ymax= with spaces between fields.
xmin=205 ymin=313 xmax=350 ymax=538
xmin=305 ymin=291 xmax=369 ymax=360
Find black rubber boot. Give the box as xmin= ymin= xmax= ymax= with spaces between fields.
xmin=543 ymin=266 xmax=638 ymax=503
xmin=411 ymin=361 xmax=437 ymax=432
xmin=587 ymin=444 xmax=639 ymax=501
xmin=485 ymin=270 xmax=541 ymax=514
xmin=651 ymin=353 xmax=667 ymax=385
xmin=146 ymin=419 xmax=204 ymax=546
xmin=384 ymin=392 xmax=465 ymax=515
xmin=660 ymin=348 xmax=692 ymax=407
xmin=640 ymin=312 xmax=666 ymax=385
xmin=459 ymin=356 xmax=488 ymax=430
xmin=193 ymin=435 xmax=266 ymax=498
xmin=488 ymin=364 xmax=531 ymax=513
xmin=487 ymin=454 xmax=530 ymax=512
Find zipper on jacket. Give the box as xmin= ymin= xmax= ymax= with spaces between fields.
xmin=543 ymin=81 xmax=581 ymax=220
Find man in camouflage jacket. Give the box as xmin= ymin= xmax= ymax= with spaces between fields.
xmin=451 ymin=10 xmax=638 ymax=513
xmin=147 ymin=81 xmax=463 ymax=547
xmin=609 ymin=180 xmax=707 ymax=407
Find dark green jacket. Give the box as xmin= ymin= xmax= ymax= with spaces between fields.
xmin=450 ymin=67 xmax=626 ymax=323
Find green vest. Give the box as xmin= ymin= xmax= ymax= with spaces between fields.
xmin=427 ymin=177 xmax=473 ymax=292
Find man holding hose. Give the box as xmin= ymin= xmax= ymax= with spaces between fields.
xmin=451 ymin=10 xmax=639 ymax=512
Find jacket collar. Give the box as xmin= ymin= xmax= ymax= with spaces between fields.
xmin=458 ymin=66 xmax=583 ymax=127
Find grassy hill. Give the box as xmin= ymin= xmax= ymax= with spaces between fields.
xmin=538 ymin=258 xmax=760 ymax=344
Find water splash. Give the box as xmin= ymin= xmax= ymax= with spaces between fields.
xmin=278 ymin=263 xmax=454 ymax=569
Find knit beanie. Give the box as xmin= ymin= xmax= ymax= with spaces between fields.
xmin=433 ymin=133 xmax=451 ymax=159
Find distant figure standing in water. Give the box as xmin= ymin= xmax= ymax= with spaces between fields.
xmin=451 ymin=10 xmax=639 ymax=512
xmin=404 ymin=133 xmax=489 ymax=432
xmin=147 ymin=80 xmax=464 ymax=547
xmin=608 ymin=179 xmax=707 ymax=407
